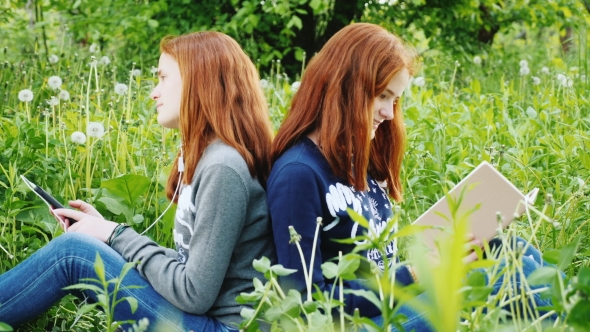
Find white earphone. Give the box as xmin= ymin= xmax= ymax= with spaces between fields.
xmin=141 ymin=145 xmax=184 ymax=235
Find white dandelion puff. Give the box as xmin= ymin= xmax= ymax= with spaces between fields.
xmin=18 ymin=89 xmax=34 ymax=102
xmin=89 ymin=43 xmax=99 ymax=53
xmin=86 ymin=122 xmax=105 ymax=138
xmin=532 ymin=76 xmax=541 ymax=85
xmin=131 ymin=69 xmax=141 ymax=77
xmin=519 ymin=60 xmax=528 ymax=68
xmin=48 ymin=55 xmax=59 ymax=64
xmin=519 ymin=66 xmax=530 ymax=76
xmin=99 ymin=56 xmax=111 ymax=65
xmin=259 ymin=79 xmax=268 ymax=89
xmin=47 ymin=96 xmax=59 ymax=106
xmin=412 ymin=76 xmax=425 ymax=87
xmin=473 ymin=56 xmax=482 ymax=65
xmin=71 ymin=131 xmax=87 ymax=144
xmin=114 ymin=83 xmax=128 ymax=96
xmin=561 ymin=78 xmax=573 ymax=88
xmin=557 ymin=74 xmax=567 ymax=83
xmin=48 ymin=76 xmax=63 ymax=90
xmin=150 ymin=66 xmax=157 ymax=74
xmin=581 ymin=75 xmax=586 ymax=81
xmin=59 ymin=90 xmax=70 ymax=101
xmin=291 ymin=81 xmax=301 ymax=92
xmin=541 ymin=67 xmax=549 ymax=74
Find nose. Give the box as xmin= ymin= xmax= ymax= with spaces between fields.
xmin=150 ymin=85 xmax=159 ymax=101
xmin=380 ymin=102 xmax=394 ymax=121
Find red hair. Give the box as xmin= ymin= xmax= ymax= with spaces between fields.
xmin=271 ymin=23 xmax=418 ymax=202
xmin=161 ymin=32 xmax=274 ymax=201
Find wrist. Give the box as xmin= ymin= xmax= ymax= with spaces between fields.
xmin=106 ymin=223 xmax=129 ymax=246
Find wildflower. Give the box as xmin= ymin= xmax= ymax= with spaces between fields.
xmin=150 ymin=66 xmax=157 ymax=74
xmin=48 ymin=76 xmax=63 ymax=89
xmin=87 ymin=122 xmax=105 ymax=138
xmin=114 ymin=83 xmax=128 ymax=96
xmin=99 ymin=56 xmax=111 ymax=65
xmin=473 ymin=56 xmax=482 ymax=65
xmin=532 ymin=76 xmax=541 ymax=85
xmin=131 ymin=69 xmax=141 ymax=77
xmin=557 ymin=74 xmax=566 ymax=83
xmin=48 ymin=54 xmax=59 ymax=64
xmin=18 ymin=89 xmax=33 ymax=102
xmin=412 ymin=76 xmax=425 ymax=87
xmin=519 ymin=66 xmax=530 ymax=76
xmin=288 ymin=226 xmax=302 ymax=244
xmin=259 ymin=79 xmax=268 ymax=89
xmin=519 ymin=59 xmax=528 ymax=68
xmin=454 ymin=60 xmax=461 ymax=67
xmin=291 ymin=81 xmax=301 ymax=92
xmin=89 ymin=43 xmax=98 ymax=53
xmin=561 ymin=78 xmax=573 ymax=88
xmin=541 ymin=67 xmax=549 ymax=74
xmin=89 ymin=57 xmax=98 ymax=68
xmin=59 ymin=90 xmax=70 ymax=101
xmin=47 ymin=96 xmax=59 ymax=106
xmin=71 ymin=131 xmax=87 ymax=144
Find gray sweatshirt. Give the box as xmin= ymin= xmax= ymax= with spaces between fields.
xmin=111 ymin=139 xmax=275 ymax=328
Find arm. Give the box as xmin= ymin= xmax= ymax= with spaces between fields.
xmin=111 ymin=164 xmax=248 ymax=314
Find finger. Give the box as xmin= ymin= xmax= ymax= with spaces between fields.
xmin=50 ymin=209 xmax=69 ymax=231
xmin=53 ymin=208 xmax=87 ymax=222
xmin=462 ymin=251 xmax=478 ymax=264
xmin=67 ymin=220 xmax=81 ymax=232
xmin=465 ymin=233 xmax=476 ymax=241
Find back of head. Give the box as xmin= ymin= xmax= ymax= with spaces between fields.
xmin=162 ymin=32 xmax=274 ymax=200
xmin=271 ymin=23 xmax=418 ymax=201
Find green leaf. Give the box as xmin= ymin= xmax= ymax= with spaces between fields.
xmin=97 ymin=196 xmax=130 ymax=216
xmin=343 ymin=289 xmax=381 ymax=308
xmin=287 ymin=15 xmax=302 ymax=30
xmin=558 ymin=235 xmax=582 ymax=270
xmin=94 ymin=253 xmax=106 ymax=283
xmin=132 ymin=214 xmax=144 ymax=224
xmin=77 ymin=303 xmax=98 ymax=316
xmin=270 ymin=264 xmax=297 ymax=276
xmin=0 ymin=322 xmax=13 ymax=331
xmin=337 ymin=254 xmax=361 ymax=279
xmin=347 ymin=208 xmax=369 ymax=228
xmin=125 ymin=296 xmax=138 ymax=314
xmin=466 ymin=270 xmax=486 ymax=287
xmin=100 ymin=174 xmax=151 ymax=206
xmin=527 ymin=266 xmax=558 ymax=285
xmin=302 ymin=300 xmax=318 ymax=313
xmin=253 ymin=257 xmax=271 ymax=273
xmin=542 ymin=249 xmax=560 ymax=265
xmin=321 ymin=261 xmax=338 ymax=279
xmin=392 ymin=224 xmax=435 ymax=239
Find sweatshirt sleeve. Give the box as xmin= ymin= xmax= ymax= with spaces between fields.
xmin=268 ymin=163 xmax=415 ymax=317
xmin=110 ymin=164 xmax=247 ymax=314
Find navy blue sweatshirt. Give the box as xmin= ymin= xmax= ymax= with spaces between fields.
xmin=267 ymin=137 xmax=414 ymax=318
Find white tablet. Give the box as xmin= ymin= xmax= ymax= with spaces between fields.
xmin=412 ymin=161 xmax=538 ymax=250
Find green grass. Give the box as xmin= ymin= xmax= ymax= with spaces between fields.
xmin=1 ymin=27 xmax=589 ymax=331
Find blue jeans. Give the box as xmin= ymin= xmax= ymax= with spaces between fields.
xmin=370 ymin=237 xmax=559 ymax=332
xmin=0 ymin=233 xmax=236 ymax=332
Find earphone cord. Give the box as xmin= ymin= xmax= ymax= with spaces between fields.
xmin=140 ymin=155 xmax=184 ymax=236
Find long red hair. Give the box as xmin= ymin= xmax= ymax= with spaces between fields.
xmin=271 ymin=23 xmax=418 ymax=202
xmin=161 ymin=32 xmax=274 ymax=201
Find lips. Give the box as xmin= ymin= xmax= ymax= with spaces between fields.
xmin=373 ymin=120 xmax=381 ymax=129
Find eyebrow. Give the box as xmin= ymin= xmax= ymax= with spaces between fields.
xmin=385 ymin=88 xmax=398 ymax=97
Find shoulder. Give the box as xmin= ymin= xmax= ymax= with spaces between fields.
xmin=197 ymin=140 xmax=250 ymax=178
xmin=269 ymin=138 xmax=330 ymax=183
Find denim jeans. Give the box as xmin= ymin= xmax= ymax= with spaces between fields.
xmin=0 ymin=232 xmax=237 ymax=332
xmin=370 ymin=237 xmax=560 ymax=332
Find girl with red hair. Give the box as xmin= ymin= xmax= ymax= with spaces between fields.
xmin=267 ymin=23 xmax=553 ymax=331
xmin=0 ymin=31 xmax=275 ymax=331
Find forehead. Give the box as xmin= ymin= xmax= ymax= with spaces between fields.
xmin=385 ymin=68 xmax=411 ymax=96
xmin=158 ymin=53 xmax=179 ymax=70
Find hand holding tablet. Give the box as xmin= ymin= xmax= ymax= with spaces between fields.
xmin=20 ymin=175 xmax=78 ymax=229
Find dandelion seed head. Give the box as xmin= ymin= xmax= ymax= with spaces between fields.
xmin=519 ymin=59 xmax=528 ymax=68
xmin=114 ymin=83 xmax=128 ymax=96
xmin=291 ymin=81 xmax=301 ymax=92
xmin=47 ymin=76 xmax=63 ymax=90
xmin=99 ymin=56 xmax=111 ymax=65
xmin=86 ymin=122 xmax=105 ymax=138
xmin=557 ymin=74 xmax=566 ymax=83
xmin=532 ymin=76 xmax=541 ymax=85
xmin=58 ymin=90 xmax=70 ymax=101
xmin=259 ymin=79 xmax=268 ymax=89
xmin=18 ymin=89 xmax=33 ymax=102
xmin=131 ymin=69 xmax=141 ymax=77
xmin=71 ymin=131 xmax=87 ymax=144
xmin=89 ymin=43 xmax=99 ymax=53
xmin=150 ymin=66 xmax=157 ymax=74
xmin=473 ymin=56 xmax=482 ymax=65
xmin=541 ymin=67 xmax=549 ymax=74
xmin=47 ymin=96 xmax=59 ymax=106
xmin=48 ymin=54 xmax=59 ymax=64
xmin=412 ymin=76 xmax=425 ymax=87
xmin=519 ymin=66 xmax=530 ymax=76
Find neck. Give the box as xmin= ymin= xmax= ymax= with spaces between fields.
xmin=307 ymin=130 xmax=319 ymax=146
